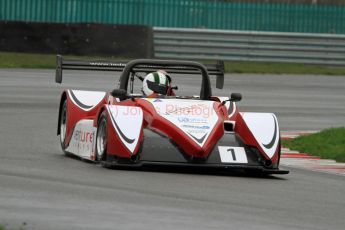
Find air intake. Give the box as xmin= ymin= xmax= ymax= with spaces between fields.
xmin=224 ymin=121 xmax=235 ymax=132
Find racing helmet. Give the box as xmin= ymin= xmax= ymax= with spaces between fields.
xmin=142 ymin=71 xmax=170 ymax=96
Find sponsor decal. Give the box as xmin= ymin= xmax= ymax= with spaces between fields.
xmin=145 ymin=99 xmax=218 ymax=146
xmin=65 ymin=120 xmax=95 ymax=159
xmin=164 ymin=104 xmax=214 ymax=118
xmin=90 ymin=62 xmax=125 ymax=67
xmin=177 ymin=116 xmax=207 ymax=124
xmin=73 ymin=130 xmax=94 ymax=143
xmin=74 ymin=130 xmax=94 ymax=154
xmin=187 ymin=129 xmax=208 ymax=134
xmin=181 ymin=124 xmax=210 ymax=130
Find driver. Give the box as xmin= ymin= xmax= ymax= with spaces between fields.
xmin=142 ymin=70 xmax=171 ymax=97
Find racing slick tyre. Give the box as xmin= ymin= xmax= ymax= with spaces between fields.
xmin=96 ymin=111 xmax=108 ymax=162
xmin=59 ymin=100 xmax=68 ymax=153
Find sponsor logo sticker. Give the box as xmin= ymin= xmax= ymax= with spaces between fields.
xmin=181 ymin=124 xmax=210 ymax=130
xmin=177 ymin=116 xmax=208 ymax=124
xmin=73 ymin=130 xmax=94 ymax=143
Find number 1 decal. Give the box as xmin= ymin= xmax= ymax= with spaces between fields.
xmin=218 ymin=146 xmax=248 ymax=163
xmin=227 ymin=148 xmax=237 ymax=161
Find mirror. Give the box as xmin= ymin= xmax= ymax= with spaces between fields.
xmin=111 ymin=89 xmax=127 ymax=98
xmin=230 ymin=93 xmax=242 ymax=102
xmin=221 ymin=92 xmax=242 ymax=105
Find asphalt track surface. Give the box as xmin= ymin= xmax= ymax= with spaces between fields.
xmin=0 ymin=69 xmax=344 ymax=230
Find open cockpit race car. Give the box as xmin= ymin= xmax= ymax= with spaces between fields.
xmin=55 ymin=55 xmax=289 ymax=175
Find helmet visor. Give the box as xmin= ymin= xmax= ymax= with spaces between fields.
xmin=147 ymin=80 xmax=168 ymax=95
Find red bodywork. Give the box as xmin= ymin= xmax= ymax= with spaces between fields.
xmin=61 ymin=90 xmax=279 ymax=166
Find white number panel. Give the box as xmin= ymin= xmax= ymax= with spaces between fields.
xmin=218 ymin=146 xmax=248 ymax=164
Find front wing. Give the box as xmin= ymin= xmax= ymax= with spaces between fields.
xmin=103 ymin=129 xmax=289 ymax=175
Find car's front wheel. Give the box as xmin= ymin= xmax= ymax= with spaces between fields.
xmin=96 ymin=111 xmax=108 ymax=161
xmin=59 ymin=100 xmax=67 ymax=152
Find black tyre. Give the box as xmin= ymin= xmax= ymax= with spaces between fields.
xmin=59 ymin=100 xmax=67 ymax=152
xmin=96 ymin=111 xmax=108 ymax=161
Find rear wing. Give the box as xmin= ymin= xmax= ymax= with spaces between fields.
xmin=55 ymin=55 xmax=225 ymax=89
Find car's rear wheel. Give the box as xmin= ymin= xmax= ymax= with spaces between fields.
xmin=59 ymin=100 xmax=67 ymax=151
xmin=96 ymin=112 xmax=108 ymax=161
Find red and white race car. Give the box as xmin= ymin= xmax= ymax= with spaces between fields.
xmin=56 ymin=56 xmax=288 ymax=175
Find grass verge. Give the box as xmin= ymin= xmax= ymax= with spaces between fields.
xmin=282 ymin=127 xmax=345 ymax=162
xmin=0 ymin=223 xmax=26 ymax=230
xmin=1 ymin=51 xmax=345 ymax=75
xmin=0 ymin=52 xmax=124 ymax=69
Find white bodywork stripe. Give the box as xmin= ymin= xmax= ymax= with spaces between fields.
xmin=68 ymin=90 xmax=106 ymax=111
xmin=241 ymin=113 xmax=279 ymax=159
xmin=107 ymin=105 xmax=143 ymax=154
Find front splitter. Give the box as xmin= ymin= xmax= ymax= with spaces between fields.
xmin=102 ymin=160 xmax=289 ymax=175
